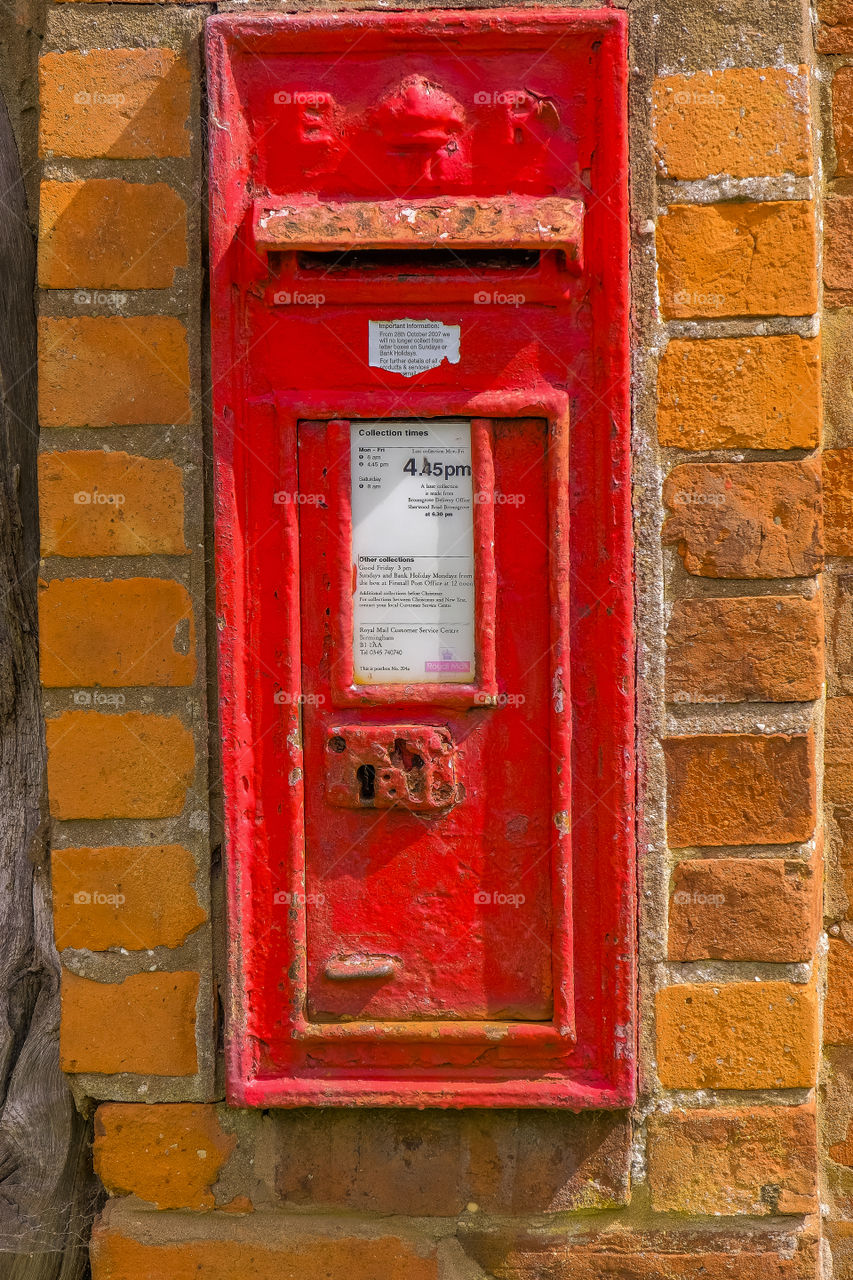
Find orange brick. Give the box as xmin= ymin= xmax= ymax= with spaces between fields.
xmin=463 ymin=1231 xmax=819 ymax=1280
xmin=39 ymin=180 xmax=186 ymax=289
xmin=666 ymin=595 xmax=823 ymax=704
xmin=824 ymin=449 xmax=853 ymax=555
xmin=657 ymin=335 xmax=820 ymax=450
xmin=824 ymin=199 xmax=853 ymax=304
xmin=657 ymin=202 xmax=817 ymax=319
xmin=662 ymin=460 xmax=823 ymax=578
xmin=52 ymin=845 xmax=205 ymax=950
xmin=60 ymin=970 xmax=198 ymax=1075
xmin=668 ymin=858 xmax=820 ymax=962
xmin=664 ymin=733 xmax=816 ymax=848
xmin=653 ymin=68 xmax=811 ymax=180
xmin=819 ymin=0 xmax=853 ymax=50
xmin=39 ymin=316 xmax=190 ymax=428
xmin=647 ymin=1106 xmax=817 ymax=1215
xmin=826 ymin=697 xmax=853 ymax=803
xmin=39 ymin=452 xmax=188 ymax=558
xmin=46 ymin=711 xmax=194 ymax=819
xmin=90 ymin=1227 xmax=437 ymax=1280
xmin=94 ymin=1104 xmax=234 ymax=1209
xmin=834 ymin=70 xmax=853 ymax=176
xmin=40 ymin=577 xmax=195 ymax=687
xmin=39 ymin=49 xmax=190 ymax=159
xmin=656 ymin=981 xmax=818 ymax=1089
xmin=826 ymin=940 xmax=853 ymax=1044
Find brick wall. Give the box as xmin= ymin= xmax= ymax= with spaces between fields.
xmin=32 ymin=0 xmax=837 ymax=1276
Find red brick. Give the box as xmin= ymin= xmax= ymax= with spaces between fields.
xmin=39 ymin=180 xmax=186 ymax=289
xmin=666 ymin=595 xmax=823 ymax=704
xmin=662 ymin=460 xmax=823 ymax=578
xmin=462 ymin=1228 xmax=820 ymax=1279
xmin=824 ymin=199 xmax=853 ymax=305
xmin=274 ymin=1109 xmax=630 ymax=1214
xmin=826 ymin=940 xmax=853 ymax=1044
xmin=664 ymin=733 xmax=816 ymax=848
xmin=647 ymin=1106 xmax=817 ymax=1215
xmin=824 ymin=449 xmax=853 ymax=555
xmin=60 ymin=970 xmax=198 ymax=1075
xmin=826 ymin=697 xmax=853 ymax=803
xmin=669 ymin=858 xmax=820 ymax=962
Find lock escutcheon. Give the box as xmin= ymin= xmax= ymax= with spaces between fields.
xmin=325 ymin=724 xmax=458 ymax=811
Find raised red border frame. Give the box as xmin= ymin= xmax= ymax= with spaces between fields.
xmin=207 ymin=9 xmax=635 ymax=1108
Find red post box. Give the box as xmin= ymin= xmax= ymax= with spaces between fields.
xmin=208 ymin=8 xmax=634 ymax=1107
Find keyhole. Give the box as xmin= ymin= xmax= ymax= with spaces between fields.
xmin=357 ymin=764 xmax=376 ymax=801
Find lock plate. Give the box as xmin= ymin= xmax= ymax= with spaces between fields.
xmin=325 ymin=724 xmax=458 ymax=811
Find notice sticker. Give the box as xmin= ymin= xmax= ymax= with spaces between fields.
xmin=351 ymin=420 xmax=475 ymax=684
xmin=368 ymin=318 xmax=460 ymax=377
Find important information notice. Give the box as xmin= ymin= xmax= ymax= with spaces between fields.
xmin=351 ymin=420 xmax=475 ymax=684
xmin=368 ymin=318 xmax=461 ymax=377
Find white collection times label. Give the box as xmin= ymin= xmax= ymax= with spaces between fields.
xmin=351 ymin=420 xmax=475 ymax=684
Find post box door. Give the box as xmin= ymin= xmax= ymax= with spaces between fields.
xmin=297 ymin=416 xmax=558 ymax=1024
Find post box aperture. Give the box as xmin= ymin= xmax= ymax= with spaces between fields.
xmin=208 ymin=9 xmax=634 ymax=1108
